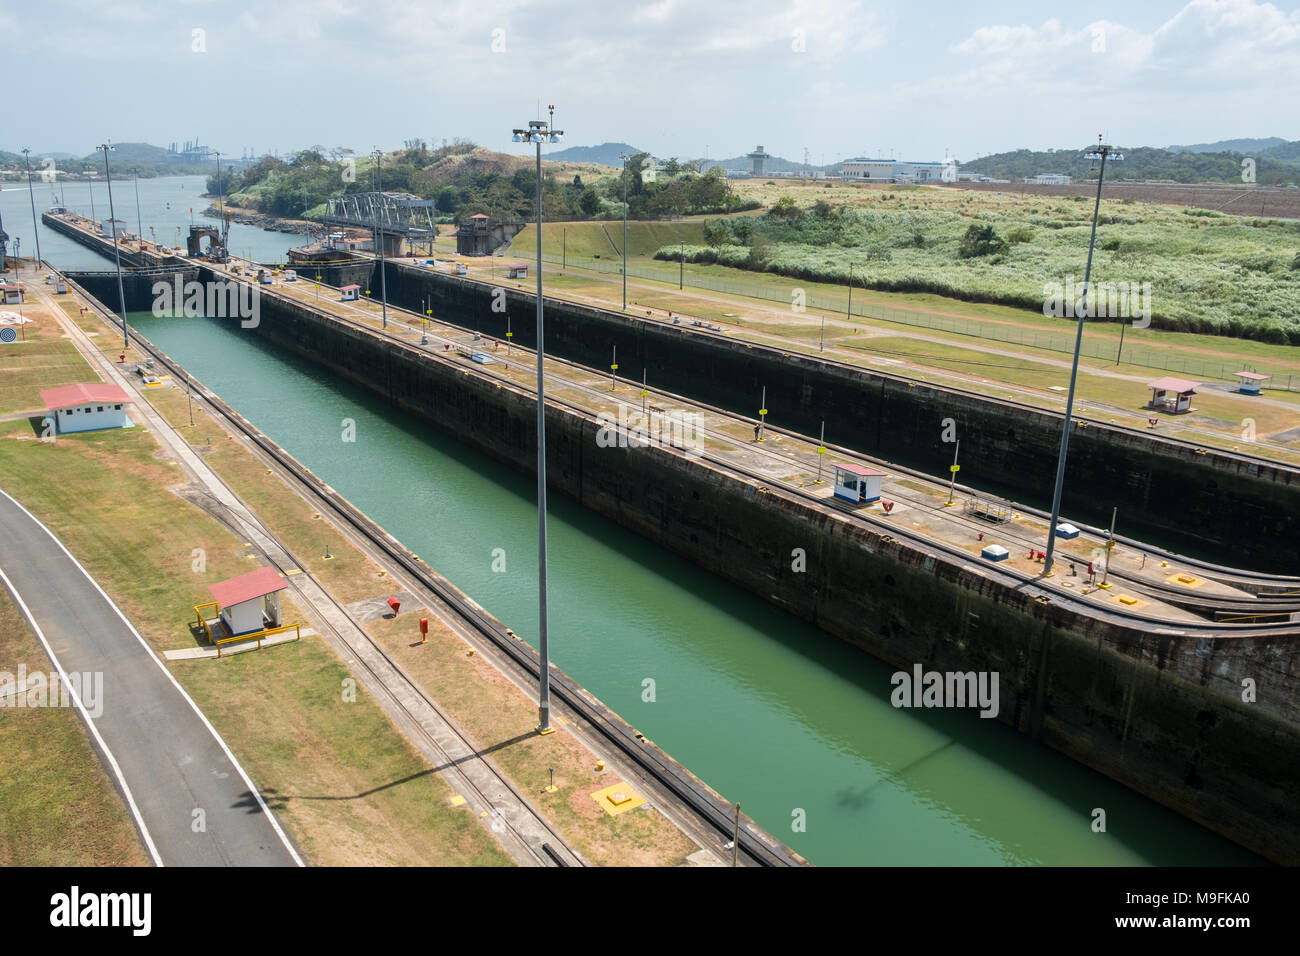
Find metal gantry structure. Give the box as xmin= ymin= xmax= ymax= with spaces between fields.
xmin=511 ymin=106 xmax=563 ymax=734
xmin=1042 ymin=139 xmax=1124 ymax=577
xmin=322 ymin=191 xmax=437 ymax=257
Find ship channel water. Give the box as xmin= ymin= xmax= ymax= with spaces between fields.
xmin=7 ymin=175 xmax=1262 ymax=865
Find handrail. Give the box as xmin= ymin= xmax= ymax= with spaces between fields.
xmin=215 ymin=622 xmax=301 ymax=658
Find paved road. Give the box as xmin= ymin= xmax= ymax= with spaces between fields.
xmin=0 ymin=487 xmax=302 ymax=867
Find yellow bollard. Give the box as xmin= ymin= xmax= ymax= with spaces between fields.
xmin=595 ymin=759 xmax=605 ymax=772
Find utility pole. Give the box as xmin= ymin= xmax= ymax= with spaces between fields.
xmin=1098 ymin=507 xmax=1118 ymax=589
xmin=1043 ymin=140 xmax=1124 ymax=577
xmin=97 ymin=143 xmax=128 ymax=350
xmin=373 ymin=148 xmax=388 ymax=329
xmin=945 ymin=440 xmax=960 ymax=507
xmin=20 ymin=149 xmax=42 ymax=270
xmin=621 ymin=153 xmax=629 ymax=310
xmin=512 ymin=106 xmax=564 ymax=735
xmin=133 ymin=175 xmax=143 ymax=241
xmin=679 ymin=241 xmax=684 ymax=290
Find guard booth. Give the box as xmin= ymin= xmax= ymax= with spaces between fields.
xmin=206 ymin=566 xmax=286 ymax=638
xmin=0 ymin=284 xmax=23 ymax=305
xmin=455 ymin=262 xmax=468 ymax=275
xmin=832 ymin=462 xmax=885 ymax=504
xmin=1146 ymin=377 xmax=1198 ymax=414
xmin=1235 ymin=371 xmax=1269 ymax=395
xmin=507 ymin=263 xmax=528 ymax=279
xmin=340 ymin=284 xmax=361 ymax=301
xmin=282 ymin=269 xmax=297 ymax=282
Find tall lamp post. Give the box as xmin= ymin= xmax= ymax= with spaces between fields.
xmin=512 ymin=107 xmax=563 ymax=734
xmin=1042 ymin=140 xmax=1123 ymax=576
xmin=620 ymin=153 xmax=629 ymax=310
xmin=20 ymin=149 xmax=42 ymax=270
xmin=372 ymin=149 xmax=388 ymax=329
xmin=97 ymin=143 xmax=129 ymax=350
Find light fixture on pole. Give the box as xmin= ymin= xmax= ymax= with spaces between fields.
xmin=511 ymin=105 xmax=563 ymax=735
xmin=372 ymin=148 xmax=388 ymax=329
xmin=20 ymin=149 xmax=42 ymax=270
xmin=97 ymin=143 xmax=129 ymax=350
xmin=620 ymin=153 xmax=630 ymax=310
xmin=1042 ymin=139 xmax=1123 ymax=576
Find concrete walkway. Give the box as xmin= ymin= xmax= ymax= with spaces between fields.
xmin=0 ymin=488 xmax=303 ymax=867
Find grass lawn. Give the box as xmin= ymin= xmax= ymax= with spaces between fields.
xmin=0 ymin=589 xmax=150 ymax=866
xmin=0 ymin=419 xmax=511 ymax=866
xmin=365 ymin=611 xmax=698 ymax=867
xmin=0 ymin=308 xmax=91 ymax=415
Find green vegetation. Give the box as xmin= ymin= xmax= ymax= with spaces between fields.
xmin=655 ymin=192 xmax=1300 ymax=343
xmin=963 ymin=144 xmax=1300 ymax=185
xmin=211 ymin=143 xmax=755 ymax=226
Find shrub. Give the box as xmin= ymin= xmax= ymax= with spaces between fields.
xmin=957 ymin=224 xmax=1007 ymax=258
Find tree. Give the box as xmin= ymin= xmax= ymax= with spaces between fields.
xmin=579 ymin=186 xmax=601 ymax=216
xmin=771 ymin=196 xmax=800 ymax=221
xmin=957 ymin=224 xmax=1006 ymax=258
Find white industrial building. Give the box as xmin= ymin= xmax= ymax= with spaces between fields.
xmin=841 ymin=159 xmax=958 ymax=184
xmin=99 ymin=218 xmax=128 ymax=238
xmin=40 ymin=383 xmax=134 ymax=434
xmin=1030 ymin=173 xmax=1071 ymax=185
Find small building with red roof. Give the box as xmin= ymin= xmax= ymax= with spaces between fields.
xmin=340 ymin=283 xmax=361 ymax=301
xmin=1147 ymin=377 xmax=1199 ymax=414
xmin=833 ymin=462 xmax=886 ymax=504
xmin=40 ymin=382 xmax=133 ymax=434
xmin=207 ymin=565 xmax=287 ymax=637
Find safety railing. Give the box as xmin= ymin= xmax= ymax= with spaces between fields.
xmin=215 ymin=622 xmax=302 ymax=658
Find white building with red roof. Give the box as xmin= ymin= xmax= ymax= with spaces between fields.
xmin=40 ymin=383 xmax=134 ymax=434
xmin=207 ymin=565 xmax=287 ymax=638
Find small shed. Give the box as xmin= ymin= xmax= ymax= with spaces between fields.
xmin=1147 ymin=377 xmax=1198 ymax=414
xmin=99 ymin=218 xmax=128 ymax=238
xmin=0 ymin=284 xmax=22 ymax=305
xmin=1235 ymin=371 xmax=1269 ymax=395
xmin=40 ymin=383 xmax=133 ymax=434
xmin=340 ymin=284 xmax=361 ymax=301
xmin=282 ymin=269 xmax=297 ymax=282
xmin=507 ymin=263 xmax=528 ymax=279
xmin=208 ymin=565 xmax=287 ymax=638
xmin=455 ymin=262 xmax=468 ymax=275
xmin=832 ymin=462 xmax=885 ymax=503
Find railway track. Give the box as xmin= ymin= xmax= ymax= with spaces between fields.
xmin=98 ymin=298 xmax=802 ymax=867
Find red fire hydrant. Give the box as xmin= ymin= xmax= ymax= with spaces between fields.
xmin=387 ymin=596 xmax=401 ymax=617
xmin=420 ymin=617 xmax=428 ymax=644
xmin=119 ymin=352 xmax=125 ymax=363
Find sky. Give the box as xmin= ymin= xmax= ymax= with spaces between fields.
xmin=6 ymin=0 xmax=1300 ymax=164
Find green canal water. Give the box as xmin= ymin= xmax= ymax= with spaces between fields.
xmin=128 ymin=309 xmax=1261 ymax=866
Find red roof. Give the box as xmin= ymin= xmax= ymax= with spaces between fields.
xmin=1147 ymin=377 xmax=1199 ymax=394
xmin=208 ymin=566 xmax=287 ymax=608
xmin=835 ymin=462 xmax=886 ymax=477
xmin=1236 ymin=371 xmax=1270 ymax=380
xmin=341 ymin=284 xmax=361 ymax=291
xmin=40 ymin=383 xmax=132 ymax=409
xmin=468 ymin=213 xmax=490 ymax=219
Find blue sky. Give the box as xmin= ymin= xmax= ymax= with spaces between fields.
xmin=7 ymin=0 xmax=1299 ymax=163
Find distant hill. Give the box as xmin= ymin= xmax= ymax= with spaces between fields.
xmin=702 ymin=153 xmax=830 ymax=174
xmin=1166 ymin=137 xmax=1287 ymax=154
xmin=962 ymin=145 xmax=1300 ymax=185
xmin=545 ymin=142 xmax=644 ymax=167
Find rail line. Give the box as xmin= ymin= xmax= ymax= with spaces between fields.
xmin=89 ymin=288 xmax=801 ymax=867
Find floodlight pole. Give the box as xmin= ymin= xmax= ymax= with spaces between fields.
xmin=1043 ymin=142 xmax=1119 ymax=576
xmin=21 ymin=150 xmax=43 ymax=270
xmin=621 ymin=154 xmax=629 ymax=310
xmin=513 ymin=110 xmax=563 ymax=734
xmin=373 ymin=149 xmax=388 ymax=329
xmin=97 ymin=143 xmax=128 ymax=350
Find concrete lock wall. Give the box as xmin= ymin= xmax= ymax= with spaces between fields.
xmin=376 ymin=263 xmax=1300 ymax=570
xmin=229 ymin=277 xmax=1300 ymax=864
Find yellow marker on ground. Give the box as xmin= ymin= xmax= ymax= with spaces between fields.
xmin=449 ymin=795 xmax=467 ymax=807
xmin=590 ymin=782 xmax=646 ymax=816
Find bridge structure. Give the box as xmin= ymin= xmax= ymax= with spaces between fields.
xmin=322 ymin=191 xmax=437 ymax=256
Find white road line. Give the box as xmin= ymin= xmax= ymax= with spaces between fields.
xmin=0 ymin=488 xmax=305 ymax=867
xmin=0 ymin=563 xmax=164 ymax=867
